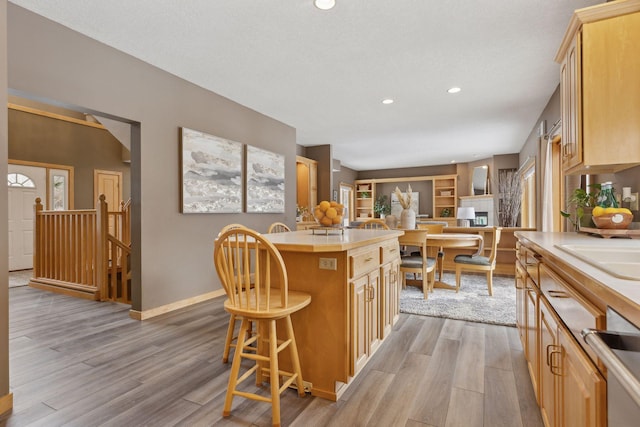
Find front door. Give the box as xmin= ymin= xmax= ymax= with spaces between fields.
xmin=8 ymin=165 xmax=46 ymax=271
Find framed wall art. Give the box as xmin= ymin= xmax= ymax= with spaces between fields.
xmin=246 ymin=145 xmax=285 ymax=213
xmin=179 ymin=127 xmax=243 ymax=213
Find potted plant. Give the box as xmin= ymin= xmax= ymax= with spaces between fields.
xmin=560 ymin=184 xmax=601 ymax=231
xmin=374 ymin=194 xmax=391 ymax=218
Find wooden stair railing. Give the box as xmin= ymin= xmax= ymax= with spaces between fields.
xmin=31 ymin=195 xmax=132 ymax=303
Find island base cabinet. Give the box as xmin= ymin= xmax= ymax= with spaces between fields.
xmin=350 ymin=270 xmax=381 ymax=376
xmin=380 ymin=258 xmax=400 ymax=338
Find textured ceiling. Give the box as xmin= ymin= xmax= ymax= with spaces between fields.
xmin=9 ymin=0 xmax=601 ymax=171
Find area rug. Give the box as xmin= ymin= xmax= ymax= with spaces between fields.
xmin=400 ymin=272 xmax=516 ymax=326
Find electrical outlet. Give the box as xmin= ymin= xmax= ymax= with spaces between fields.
xmin=631 ymin=193 xmax=639 ymax=211
xmin=319 ymin=257 xmax=337 ymax=270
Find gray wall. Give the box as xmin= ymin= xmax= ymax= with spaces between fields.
xmin=1 ymin=0 xmax=9 ymax=409
xmin=9 ymin=106 xmax=131 ymax=208
xmin=7 ymin=4 xmax=296 ymax=312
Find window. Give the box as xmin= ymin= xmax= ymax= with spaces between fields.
xmin=7 ymin=172 xmax=36 ymax=188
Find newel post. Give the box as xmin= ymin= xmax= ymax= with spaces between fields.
xmin=95 ymin=195 xmax=109 ymax=301
xmin=33 ymin=198 xmax=43 ymax=278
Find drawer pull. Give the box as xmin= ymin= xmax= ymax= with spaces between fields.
xmin=548 ymin=290 xmax=569 ymax=298
xmin=364 ymin=257 xmax=373 ymax=262
xmin=389 ymin=248 xmax=397 ymax=253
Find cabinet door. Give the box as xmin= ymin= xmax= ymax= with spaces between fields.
xmin=540 ymin=299 xmax=559 ymax=427
xmin=525 ymin=278 xmax=539 ymax=400
xmin=515 ymin=261 xmax=527 ymax=347
xmin=558 ymin=327 xmax=606 ymax=427
xmin=368 ymin=269 xmax=381 ymax=356
xmin=380 ymin=259 xmax=400 ymax=339
xmin=561 ymin=31 xmax=582 ymax=172
xmin=350 ymin=275 xmax=369 ymax=376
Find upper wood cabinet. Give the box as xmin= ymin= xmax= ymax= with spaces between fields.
xmin=556 ymin=1 xmax=640 ymax=175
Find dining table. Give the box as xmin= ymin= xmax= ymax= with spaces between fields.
xmin=398 ymin=229 xmax=484 ymax=291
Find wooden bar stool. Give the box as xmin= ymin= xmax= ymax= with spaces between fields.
xmin=214 ymin=227 xmax=311 ymax=426
xmin=218 ymin=223 xmax=251 ymax=364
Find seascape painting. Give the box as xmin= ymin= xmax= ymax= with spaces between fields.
xmin=246 ymin=146 xmax=285 ymax=213
xmin=180 ymin=127 xmax=243 ymax=213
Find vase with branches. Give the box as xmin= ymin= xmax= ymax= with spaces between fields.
xmin=394 ymin=185 xmax=415 ymax=229
xmin=497 ymin=169 xmax=521 ymax=227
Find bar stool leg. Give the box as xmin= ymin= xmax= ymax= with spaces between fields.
xmin=268 ymin=319 xmax=281 ymax=426
xmin=222 ymin=313 xmax=236 ymax=363
xmin=285 ymin=315 xmax=306 ymax=396
xmin=223 ymin=317 xmax=249 ymax=417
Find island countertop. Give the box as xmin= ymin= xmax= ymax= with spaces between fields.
xmin=263 ymin=228 xmax=404 ymax=252
xmin=515 ymin=231 xmax=640 ymax=326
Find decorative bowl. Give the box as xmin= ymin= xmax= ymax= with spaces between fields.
xmin=313 ymin=201 xmax=344 ymax=227
xmin=592 ymin=212 xmax=633 ymax=229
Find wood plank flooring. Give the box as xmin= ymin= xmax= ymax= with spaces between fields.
xmin=1 ymin=286 xmax=543 ymax=427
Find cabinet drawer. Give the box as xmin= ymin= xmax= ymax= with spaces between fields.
xmin=349 ymin=247 xmax=380 ymax=279
xmin=380 ymin=240 xmax=400 ymax=264
xmin=518 ymin=245 xmax=540 ymax=283
xmin=539 ymin=263 xmax=605 ymax=362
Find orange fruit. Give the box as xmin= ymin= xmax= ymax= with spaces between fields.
xmin=319 ymin=201 xmax=330 ymax=211
xmin=329 ymin=201 xmax=338 ymax=207
xmin=314 ymin=208 xmax=324 ymax=219
xmin=325 ymin=207 xmax=338 ymax=219
xmin=320 ymin=216 xmax=333 ymax=226
xmin=332 ymin=215 xmax=342 ymax=224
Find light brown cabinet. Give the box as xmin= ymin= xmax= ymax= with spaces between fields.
xmin=354 ymin=181 xmax=375 ymax=220
xmin=432 ymin=176 xmax=457 ymax=226
xmin=349 ymin=245 xmax=382 ymax=376
xmin=557 ymin=2 xmax=640 ymax=174
xmin=380 ymin=240 xmax=401 ymax=338
xmin=355 ymin=174 xmax=457 ymax=224
xmin=516 ymin=237 xmax=607 ymax=427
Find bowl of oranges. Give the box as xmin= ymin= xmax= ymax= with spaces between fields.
xmin=591 ymin=206 xmax=633 ymax=229
xmin=313 ymin=200 xmax=344 ymax=227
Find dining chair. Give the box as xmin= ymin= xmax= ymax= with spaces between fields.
xmin=416 ymin=223 xmax=445 ymax=281
xmin=454 ymin=226 xmax=502 ymax=296
xmin=214 ymin=227 xmax=311 ymax=426
xmin=268 ymin=222 xmax=292 ymax=233
xmin=398 ymin=229 xmax=435 ymax=299
xmin=358 ymin=218 xmax=390 ymax=230
xmin=218 ymin=223 xmax=251 ymax=364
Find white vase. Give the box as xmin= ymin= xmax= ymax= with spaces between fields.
xmin=400 ymin=208 xmax=416 ymax=229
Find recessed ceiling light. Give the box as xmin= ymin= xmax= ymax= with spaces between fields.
xmin=447 ymin=87 xmax=461 ymax=94
xmin=314 ymin=0 xmax=336 ymax=10
xmin=382 ymin=99 xmax=394 ymax=105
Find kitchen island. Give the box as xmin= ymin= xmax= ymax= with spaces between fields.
xmin=263 ymin=228 xmax=403 ymax=400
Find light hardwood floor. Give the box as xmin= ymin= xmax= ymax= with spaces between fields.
xmin=2 ymin=286 xmax=543 ymax=427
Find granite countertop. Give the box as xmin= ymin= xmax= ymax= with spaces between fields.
xmin=515 ymin=231 xmax=640 ymax=326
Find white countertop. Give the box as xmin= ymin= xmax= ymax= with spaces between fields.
xmin=516 ymin=231 xmax=640 ymax=325
xmin=264 ymin=228 xmax=403 ymax=253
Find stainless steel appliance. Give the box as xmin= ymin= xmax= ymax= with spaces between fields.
xmin=582 ymin=308 xmax=640 ymax=427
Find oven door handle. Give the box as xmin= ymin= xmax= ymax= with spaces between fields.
xmin=582 ymin=328 xmax=640 ymax=408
